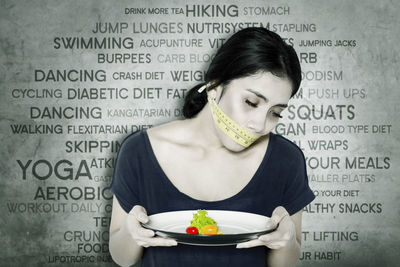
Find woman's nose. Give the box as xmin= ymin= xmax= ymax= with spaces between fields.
xmin=246 ymin=117 xmax=266 ymax=134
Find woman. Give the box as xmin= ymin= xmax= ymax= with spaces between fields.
xmin=109 ymin=27 xmax=315 ymax=267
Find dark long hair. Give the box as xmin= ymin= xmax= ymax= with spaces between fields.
xmin=182 ymin=27 xmax=301 ymax=118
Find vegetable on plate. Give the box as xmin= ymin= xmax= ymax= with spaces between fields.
xmin=185 ymin=210 xmax=223 ymax=235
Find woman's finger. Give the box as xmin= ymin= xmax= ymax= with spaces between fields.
xmin=236 ymin=239 xmax=264 ymax=249
xmin=137 ymin=237 xmax=178 ymax=248
xmin=138 ymin=228 xmax=155 ymax=238
xmin=261 ymin=217 xmax=294 ymax=241
xmin=265 ymin=242 xmax=285 ymax=249
xmin=269 ymin=206 xmax=290 ymax=225
xmin=237 ymin=208 xmax=294 ymax=249
xmin=130 ymin=205 xmax=149 ymax=224
xmin=128 ymin=217 xmax=155 ymax=239
xmin=127 ymin=205 xmax=178 ymax=247
xmin=236 ymin=233 xmax=291 ymax=249
xmin=259 ymin=230 xmax=292 ymax=243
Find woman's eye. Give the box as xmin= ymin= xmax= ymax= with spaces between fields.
xmin=245 ymin=99 xmax=283 ymax=118
xmin=245 ymin=99 xmax=258 ymax=108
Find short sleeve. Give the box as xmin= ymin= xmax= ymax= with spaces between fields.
xmin=109 ymin=132 xmax=142 ymax=213
xmin=281 ymin=149 xmax=315 ymax=215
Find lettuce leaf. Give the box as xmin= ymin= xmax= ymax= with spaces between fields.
xmin=190 ymin=210 xmax=217 ymax=234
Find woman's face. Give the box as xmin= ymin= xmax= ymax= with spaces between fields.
xmin=209 ymin=71 xmax=292 ymax=152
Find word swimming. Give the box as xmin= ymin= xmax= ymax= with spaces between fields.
xmin=54 ymin=37 xmax=134 ymax=49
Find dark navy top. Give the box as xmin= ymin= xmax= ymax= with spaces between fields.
xmin=109 ymin=130 xmax=315 ymax=267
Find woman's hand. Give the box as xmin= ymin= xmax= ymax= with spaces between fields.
xmin=126 ymin=205 xmax=178 ymax=248
xmin=236 ymin=206 xmax=296 ymax=249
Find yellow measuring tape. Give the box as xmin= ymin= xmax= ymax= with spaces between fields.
xmin=207 ymin=95 xmax=260 ymax=148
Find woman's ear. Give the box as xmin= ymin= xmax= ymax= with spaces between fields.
xmin=207 ymin=83 xmax=223 ymax=100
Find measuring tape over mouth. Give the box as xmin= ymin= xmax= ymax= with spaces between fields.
xmin=207 ymin=95 xmax=260 ymax=148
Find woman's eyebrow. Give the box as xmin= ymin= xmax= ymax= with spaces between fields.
xmin=275 ymin=104 xmax=288 ymax=108
xmin=246 ymin=88 xmax=267 ymax=101
xmin=246 ymin=88 xmax=288 ymax=108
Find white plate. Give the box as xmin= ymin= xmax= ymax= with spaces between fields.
xmin=142 ymin=210 xmax=277 ymax=246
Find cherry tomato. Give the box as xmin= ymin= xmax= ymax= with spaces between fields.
xmin=186 ymin=226 xmax=199 ymax=235
xmin=201 ymin=225 xmax=218 ymax=235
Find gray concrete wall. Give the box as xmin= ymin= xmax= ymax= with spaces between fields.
xmin=1 ymin=0 xmax=399 ymax=266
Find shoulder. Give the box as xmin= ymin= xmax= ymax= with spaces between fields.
xmin=271 ymin=133 xmax=305 ymax=162
xmin=147 ymin=120 xmax=192 ymax=146
xmin=120 ymin=130 xmax=144 ymax=147
xmin=116 ymin=130 xmax=146 ymax=157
